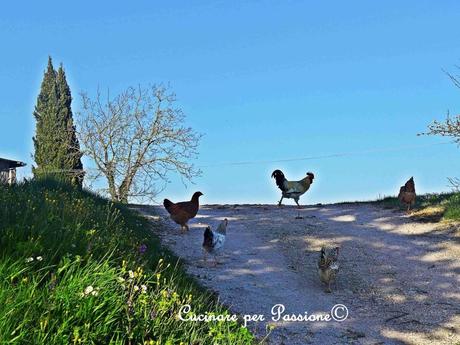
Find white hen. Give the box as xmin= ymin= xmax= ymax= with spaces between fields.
xmin=202 ymin=218 xmax=228 ymax=265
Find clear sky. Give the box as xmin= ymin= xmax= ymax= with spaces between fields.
xmin=1 ymin=1 xmax=460 ymax=205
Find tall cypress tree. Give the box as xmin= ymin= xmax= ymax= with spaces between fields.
xmin=33 ymin=57 xmax=59 ymax=176
xmin=33 ymin=57 xmax=84 ymax=184
xmin=56 ymin=64 xmax=84 ymax=184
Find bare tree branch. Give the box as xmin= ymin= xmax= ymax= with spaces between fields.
xmin=77 ymin=84 xmax=202 ymax=203
xmin=419 ymin=67 xmax=460 ymax=144
xmin=420 ymin=66 xmax=460 ymax=192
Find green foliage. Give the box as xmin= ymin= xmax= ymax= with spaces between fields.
xmin=33 ymin=57 xmax=83 ymax=185
xmin=0 ymin=180 xmax=254 ymax=344
xmin=443 ymin=193 xmax=460 ymax=220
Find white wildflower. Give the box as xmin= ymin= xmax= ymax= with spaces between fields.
xmin=25 ymin=257 xmax=34 ymax=263
xmin=91 ymin=290 xmax=99 ymax=296
xmin=141 ymin=285 xmax=147 ymax=293
xmin=84 ymin=286 xmax=94 ymax=295
xmin=133 ymin=285 xmax=139 ymax=292
xmin=36 ymin=256 xmax=43 ymax=262
xmin=128 ymin=270 xmax=134 ymax=279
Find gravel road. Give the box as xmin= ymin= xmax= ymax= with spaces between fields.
xmin=137 ymin=203 xmax=460 ymax=345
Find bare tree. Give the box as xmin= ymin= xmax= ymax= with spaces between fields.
xmin=421 ymin=69 xmax=460 ymax=143
xmin=422 ymin=110 xmax=460 ymax=144
xmin=447 ymin=177 xmax=460 ymax=192
xmin=420 ymin=68 xmax=460 ymax=191
xmin=77 ymin=85 xmax=201 ymax=203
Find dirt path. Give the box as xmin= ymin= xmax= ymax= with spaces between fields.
xmin=137 ymin=203 xmax=460 ymax=345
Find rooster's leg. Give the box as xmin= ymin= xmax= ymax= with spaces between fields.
xmin=294 ymin=198 xmax=302 ymax=209
xmin=278 ymin=196 xmax=284 ymax=206
xmin=326 ymin=282 xmax=332 ymax=293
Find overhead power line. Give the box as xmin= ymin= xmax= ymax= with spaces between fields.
xmin=198 ymin=141 xmax=454 ymax=168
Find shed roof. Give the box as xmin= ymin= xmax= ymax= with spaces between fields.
xmin=0 ymin=157 xmax=27 ymax=169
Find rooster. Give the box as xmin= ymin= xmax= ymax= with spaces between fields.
xmin=202 ymin=218 xmax=228 ymax=265
xmin=317 ymin=246 xmax=340 ymax=293
xmin=271 ymin=170 xmax=314 ymax=208
xmin=163 ymin=191 xmax=203 ymax=233
xmin=398 ymin=177 xmax=416 ymax=211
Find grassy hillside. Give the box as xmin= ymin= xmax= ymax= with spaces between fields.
xmin=0 ymin=180 xmax=254 ymax=344
xmin=378 ymin=192 xmax=460 ymax=221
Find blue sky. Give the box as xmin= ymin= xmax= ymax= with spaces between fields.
xmin=1 ymin=1 xmax=460 ymax=204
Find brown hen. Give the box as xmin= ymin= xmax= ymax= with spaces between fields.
xmin=317 ymin=246 xmax=340 ymax=293
xmin=398 ymin=177 xmax=416 ymax=211
xmin=163 ymin=191 xmax=203 ymax=233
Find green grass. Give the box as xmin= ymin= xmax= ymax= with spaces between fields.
xmin=0 ymin=179 xmax=254 ymax=344
xmin=443 ymin=193 xmax=460 ymax=220
xmin=377 ymin=191 xmax=460 ymax=221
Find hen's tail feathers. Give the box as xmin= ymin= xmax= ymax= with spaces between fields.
xmin=319 ymin=246 xmax=340 ymax=267
xmin=320 ymin=247 xmax=326 ymax=259
xmin=203 ymin=226 xmax=214 ymax=248
xmin=163 ymin=199 xmax=175 ymax=214
xmin=318 ymin=247 xmax=327 ymax=268
xmin=332 ymin=246 xmax=340 ymax=259
xmin=216 ymin=218 xmax=228 ymax=235
xmin=405 ymin=177 xmax=416 ymax=193
xmin=271 ymin=169 xmax=287 ymax=191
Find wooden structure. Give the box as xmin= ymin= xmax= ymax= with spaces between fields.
xmin=0 ymin=157 xmax=26 ymax=185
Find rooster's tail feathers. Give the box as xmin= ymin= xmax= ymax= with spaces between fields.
xmin=271 ymin=170 xmax=287 ymax=191
xmin=271 ymin=169 xmax=284 ymax=178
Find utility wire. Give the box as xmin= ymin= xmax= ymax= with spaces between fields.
xmin=198 ymin=141 xmax=454 ymax=168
